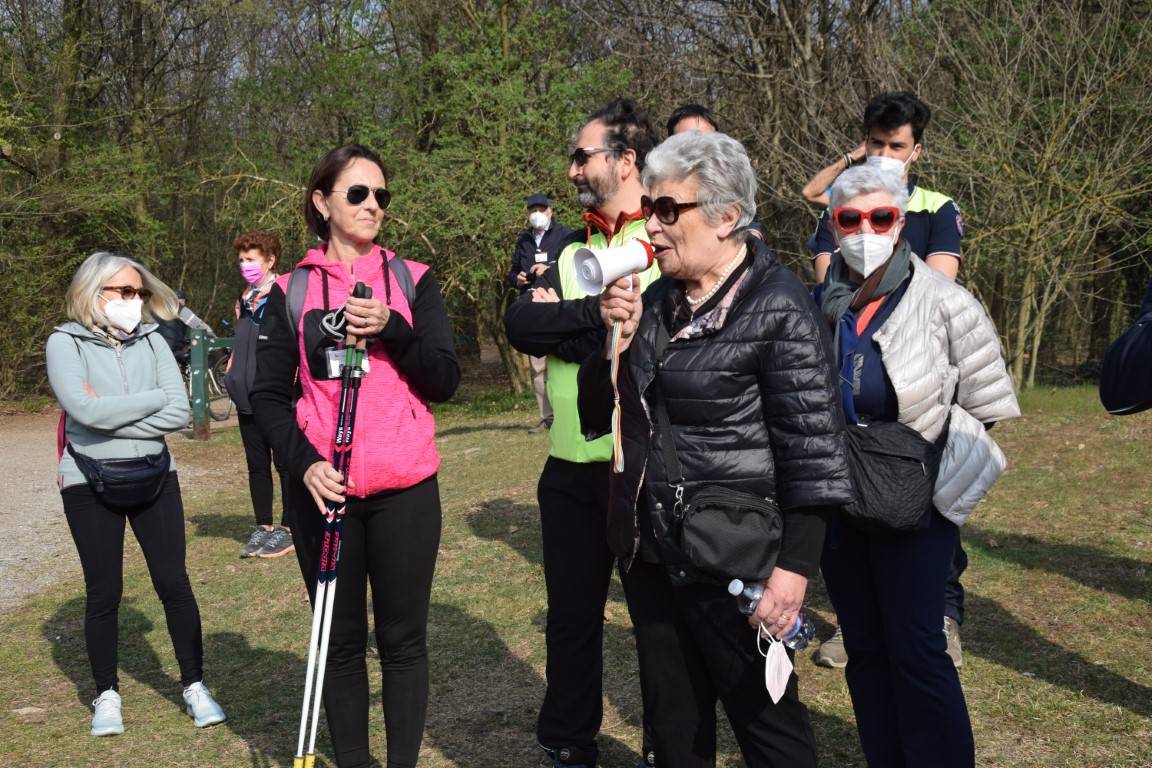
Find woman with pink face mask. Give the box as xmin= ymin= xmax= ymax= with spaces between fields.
xmin=224 ymin=232 xmax=294 ymax=560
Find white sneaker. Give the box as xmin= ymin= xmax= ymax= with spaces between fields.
xmin=182 ymin=681 xmax=226 ymax=728
xmin=91 ymin=689 xmax=124 ymax=736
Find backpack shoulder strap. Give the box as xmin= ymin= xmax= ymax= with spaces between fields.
xmin=286 ymin=267 xmax=311 ymax=337
xmin=387 ymin=255 xmax=416 ymax=307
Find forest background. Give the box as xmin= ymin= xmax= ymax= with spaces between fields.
xmin=2 ymin=0 xmax=1150 ymax=397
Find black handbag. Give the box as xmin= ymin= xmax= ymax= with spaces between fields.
xmin=1099 ymin=310 xmax=1152 ymax=415
xmin=67 ymin=442 xmax=171 ymax=509
xmin=652 ymin=383 xmax=783 ymax=582
xmin=842 ymin=416 xmax=948 ymax=531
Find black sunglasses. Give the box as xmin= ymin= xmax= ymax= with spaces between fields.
xmin=568 ymin=146 xmax=616 ymax=167
xmin=640 ymin=195 xmax=701 ymax=225
xmin=101 ymin=285 xmax=153 ymax=301
xmin=331 ymin=185 xmax=391 ymax=209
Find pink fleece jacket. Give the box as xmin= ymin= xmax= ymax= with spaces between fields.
xmin=276 ymin=244 xmax=440 ymax=496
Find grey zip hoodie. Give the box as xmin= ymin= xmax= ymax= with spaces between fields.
xmin=46 ymin=321 xmax=189 ymax=490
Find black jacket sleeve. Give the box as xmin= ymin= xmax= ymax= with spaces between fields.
xmin=577 ymin=347 xmax=618 ymax=440
xmin=504 ymin=263 xmax=606 ymax=362
xmin=249 ymin=284 xmax=326 ymax=480
xmin=377 ymin=269 xmax=461 ymax=403
xmin=508 ymin=231 xmax=532 ymax=290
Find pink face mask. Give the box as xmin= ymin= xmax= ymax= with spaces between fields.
xmin=239 ymin=262 xmax=266 ymax=286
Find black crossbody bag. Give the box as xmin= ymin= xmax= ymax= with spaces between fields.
xmin=842 ymin=412 xmax=949 ymax=531
xmin=650 ymin=322 xmax=782 ymax=581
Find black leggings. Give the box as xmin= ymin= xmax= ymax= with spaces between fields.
xmin=238 ymin=411 xmax=290 ymax=528
xmin=62 ymin=473 xmax=203 ymax=696
xmin=291 ymin=475 xmax=442 ymax=768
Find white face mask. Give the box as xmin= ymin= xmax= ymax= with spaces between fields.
xmin=838 ymin=233 xmax=896 ymax=278
xmin=866 ymin=154 xmax=911 ymax=176
xmin=102 ymin=298 xmax=144 ymax=333
xmin=528 ymin=211 xmax=550 ymax=230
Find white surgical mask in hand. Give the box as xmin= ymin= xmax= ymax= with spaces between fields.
xmin=758 ymin=623 xmax=793 ymax=704
xmin=102 ymin=298 xmax=143 ymax=333
xmin=838 ymin=233 xmax=895 ymax=278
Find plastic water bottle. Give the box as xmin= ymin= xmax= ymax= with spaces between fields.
xmin=728 ymin=579 xmax=816 ymax=650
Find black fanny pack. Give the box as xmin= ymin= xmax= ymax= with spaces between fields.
xmin=842 ymin=416 xmax=948 ymax=531
xmin=67 ymin=443 xmax=171 ymax=508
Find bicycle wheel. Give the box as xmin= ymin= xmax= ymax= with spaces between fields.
xmin=207 ymin=352 xmax=234 ymax=421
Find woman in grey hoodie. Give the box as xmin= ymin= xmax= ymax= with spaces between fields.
xmin=46 ymin=252 xmax=226 ymax=737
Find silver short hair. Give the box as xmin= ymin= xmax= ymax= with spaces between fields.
xmin=641 ymin=131 xmax=757 ymax=232
xmin=64 ymin=252 xmax=179 ymax=328
xmin=828 ymin=165 xmax=909 ymax=214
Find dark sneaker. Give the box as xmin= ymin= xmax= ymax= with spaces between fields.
xmin=944 ymin=616 xmax=963 ymax=669
xmin=812 ymin=626 xmax=848 ymax=669
xmin=240 ymin=527 xmax=272 ymax=558
xmin=256 ymin=527 xmax=295 ymax=559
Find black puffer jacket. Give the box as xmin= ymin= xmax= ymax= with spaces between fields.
xmin=579 ymin=236 xmax=852 ymax=583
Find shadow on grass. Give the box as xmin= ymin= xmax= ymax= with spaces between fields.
xmin=436 ymin=423 xmax=534 ymax=438
xmin=426 ymin=602 xmax=634 ymax=767
xmin=468 ymin=498 xmax=543 ymax=567
xmin=967 ymin=594 xmax=1152 ymax=717
xmin=43 ymin=597 xmax=324 ymax=767
xmin=187 ymin=512 xmax=255 ymax=545
xmin=966 ymin=527 xmax=1150 ymax=603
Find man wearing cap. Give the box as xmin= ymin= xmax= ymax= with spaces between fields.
xmin=509 ymin=194 xmax=576 ymax=432
xmin=505 ymin=99 xmax=661 ymax=768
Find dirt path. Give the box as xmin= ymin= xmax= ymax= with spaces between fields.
xmin=0 ymin=411 xmax=237 ymax=613
xmin=0 ymin=412 xmax=79 ymax=612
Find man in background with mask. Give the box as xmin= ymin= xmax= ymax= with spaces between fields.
xmin=803 ymin=91 xmax=963 ymax=284
xmin=508 ymin=193 xmax=576 ymax=432
xmin=801 ymin=90 xmax=968 ymax=670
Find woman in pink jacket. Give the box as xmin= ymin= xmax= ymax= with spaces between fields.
xmin=250 ymin=144 xmax=460 ymax=768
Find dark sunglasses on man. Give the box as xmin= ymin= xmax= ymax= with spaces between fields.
xmin=640 ymin=195 xmax=701 ymax=226
xmin=832 ymin=206 xmax=900 ymax=234
xmin=568 ymin=146 xmax=617 ymax=167
xmin=101 ymin=285 xmax=154 ymax=301
xmin=331 ymin=185 xmax=391 ymax=209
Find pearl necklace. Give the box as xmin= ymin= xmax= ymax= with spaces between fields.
xmin=685 ymin=245 xmax=748 ymax=307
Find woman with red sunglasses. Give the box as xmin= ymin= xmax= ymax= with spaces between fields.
xmin=816 ymin=165 xmax=1019 ymax=767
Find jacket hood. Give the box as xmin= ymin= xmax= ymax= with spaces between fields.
xmin=54 ymin=320 xmax=160 ymax=341
xmin=298 ymin=243 xmax=396 ymax=274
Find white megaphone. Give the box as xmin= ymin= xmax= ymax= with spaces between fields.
xmin=573 ymin=238 xmax=655 ymax=295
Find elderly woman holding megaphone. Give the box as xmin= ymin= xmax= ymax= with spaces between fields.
xmin=578 ymin=130 xmax=853 ymax=767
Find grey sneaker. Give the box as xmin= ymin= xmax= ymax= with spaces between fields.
xmin=528 ymin=418 xmax=550 ymax=434
xmin=90 ymin=689 xmax=123 ymax=736
xmin=240 ymin=527 xmax=273 ymax=558
xmin=944 ymin=616 xmax=963 ymax=669
xmin=183 ymin=681 xmax=226 ymax=728
xmin=256 ymin=527 xmax=295 ymax=558
xmin=812 ymin=626 xmax=848 ymax=669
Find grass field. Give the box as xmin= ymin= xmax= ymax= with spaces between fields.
xmin=1 ymin=384 xmax=1149 ymax=767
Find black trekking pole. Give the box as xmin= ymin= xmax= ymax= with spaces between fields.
xmin=294 ymin=281 xmax=372 ymax=768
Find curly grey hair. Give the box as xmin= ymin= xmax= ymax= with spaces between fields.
xmin=641 ymin=131 xmax=757 ymax=232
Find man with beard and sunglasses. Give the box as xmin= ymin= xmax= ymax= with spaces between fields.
xmin=505 ymin=99 xmax=661 ymax=768
xmin=802 ymin=91 xmax=969 ymax=671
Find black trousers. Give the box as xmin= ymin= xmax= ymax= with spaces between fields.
xmin=620 ymin=559 xmax=818 ymax=768
xmin=238 ymin=411 xmax=290 ymax=528
xmin=291 ymin=475 xmax=442 ymax=768
xmin=62 ymin=472 xmax=203 ymax=695
xmin=535 ymin=457 xmax=615 ymax=765
xmin=822 ymin=512 xmax=975 ymax=768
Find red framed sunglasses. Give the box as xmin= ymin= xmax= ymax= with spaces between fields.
xmin=832 ymin=206 xmax=901 ymax=234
